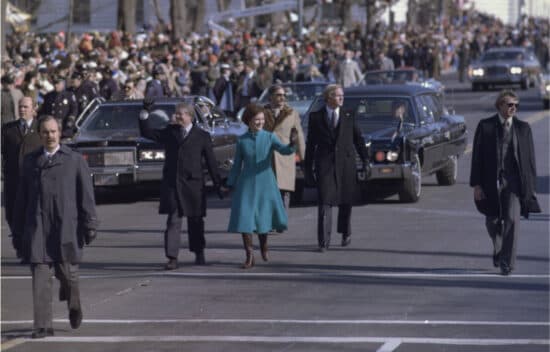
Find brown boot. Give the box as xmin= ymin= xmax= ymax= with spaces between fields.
xmin=241 ymin=234 xmax=255 ymax=269
xmin=258 ymin=234 xmax=268 ymax=261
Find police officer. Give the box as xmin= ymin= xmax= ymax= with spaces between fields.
xmin=39 ymin=76 xmax=78 ymax=138
xmin=145 ymin=66 xmax=167 ymax=98
xmin=72 ymin=70 xmax=100 ymax=114
xmin=99 ymin=66 xmax=120 ymax=100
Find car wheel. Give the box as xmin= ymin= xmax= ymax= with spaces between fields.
xmin=521 ymin=77 xmax=529 ymax=90
xmin=544 ymin=99 xmax=550 ymax=110
xmin=472 ymin=83 xmax=479 ymax=91
xmin=399 ymin=154 xmax=421 ymax=203
xmin=436 ymin=155 xmax=458 ymax=186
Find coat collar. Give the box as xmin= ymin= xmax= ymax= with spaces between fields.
xmin=264 ymin=104 xmax=294 ymax=130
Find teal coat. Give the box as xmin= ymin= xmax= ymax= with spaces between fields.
xmin=227 ymin=129 xmax=295 ymax=234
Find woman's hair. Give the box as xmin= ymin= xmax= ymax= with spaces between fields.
xmin=241 ymin=103 xmax=265 ymax=126
xmin=268 ymin=84 xmax=284 ymax=96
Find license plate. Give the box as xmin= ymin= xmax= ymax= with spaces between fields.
xmin=93 ymin=174 xmax=119 ymax=186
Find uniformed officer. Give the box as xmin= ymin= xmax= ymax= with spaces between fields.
xmin=39 ymin=76 xmax=78 ymax=138
xmin=145 ymin=66 xmax=167 ymax=98
xmin=70 ymin=70 xmax=100 ymax=114
xmin=99 ymin=66 xmax=120 ymax=101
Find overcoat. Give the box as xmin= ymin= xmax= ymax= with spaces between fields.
xmin=264 ymin=104 xmax=306 ymax=191
xmin=139 ymin=118 xmax=221 ymax=217
xmin=470 ymin=114 xmax=539 ymax=218
xmin=304 ymin=107 xmax=369 ymax=205
xmin=227 ymin=130 xmax=295 ymax=234
xmin=12 ymin=145 xmax=98 ymax=264
xmin=1 ymin=119 xmax=42 ymax=231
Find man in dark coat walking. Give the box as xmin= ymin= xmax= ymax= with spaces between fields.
xmin=304 ymin=84 xmax=369 ymax=251
xmin=1 ymin=96 xmax=42 ymax=234
xmin=12 ymin=115 xmax=98 ymax=338
xmin=470 ymin=89 xmax=539 ymax=275
xmin=139 ymin=100 xmax=223 ymax=269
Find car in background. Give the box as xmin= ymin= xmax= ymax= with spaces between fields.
xmin=540 ymin=70 xmax=550 ymax=109
xmin=66 ymin=97 xmax=247 ymax=188
xmin=237 ymin=81 xmax=328 ymax=120
xmin=357 ymin=68 xmax=445 ymax=95
xmin=296 ymin=84 xmax=467 ymax=203
xmin=468 ymin=47 xmax=541 ymax=91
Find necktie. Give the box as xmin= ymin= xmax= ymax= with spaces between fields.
xmin=21 ymin=123 xmax=28 ymax=135
xmin=331 ymin=110 xmax=337 ymax=128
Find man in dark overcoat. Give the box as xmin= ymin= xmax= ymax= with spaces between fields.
xmin=139 ymin=100 xmax=222 ymax=269
xmin=470 ymin=89 xmax=539 ymax=275
xmin=2 ymin=97 xmax=42 ymax=234
xmin=12 ymin=115 xmax=98 ymax=338
xmin=304 ymin=84 xmax=369 ymax=251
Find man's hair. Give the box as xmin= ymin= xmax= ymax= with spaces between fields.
xmin=495 ymin=89 xmax=518 ymax=109
xmin=37 ymin=115 xmax=62 ymax=132
xmin=19 ymin=96 xmax=35 ymax=108
xmin=268 ymin=84 xmax=285 ymax=96
xmin=175 ymin=102 xmax=195 ymax=119
xmin=241 ymin=103 xmax=264 ymax=125
xmin=323 ymin=84 xmax=343 ymax=100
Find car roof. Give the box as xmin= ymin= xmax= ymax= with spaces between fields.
xmin=344 ymin=84 xmax=435 ymax=96
xmin=100 ymin=96 xmax=201 ymax=106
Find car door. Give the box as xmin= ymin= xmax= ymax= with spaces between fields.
xmin=414 ymin=94 xmax=446 ymax=173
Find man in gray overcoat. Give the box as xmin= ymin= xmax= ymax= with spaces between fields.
xmin=12 ymin=115 xmax=98 ymax=338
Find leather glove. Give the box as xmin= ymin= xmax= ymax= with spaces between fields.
xmin=143 ymin=97 xmax=155 ymax=112
xmin=289 ymin=127 xmax=298 ymax=147
xmin=84 ymin=229 xmax=97 ymax=245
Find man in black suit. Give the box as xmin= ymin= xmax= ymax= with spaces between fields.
xmin=1 ymin=96 xmax=42 ymax=234
xmin=470 ymin=89 xmax=540 ymax=276
xmin=304 ymin=84 xmax=369 ymax=251
xmin=139 ymin=100 xmax=223 ymax=269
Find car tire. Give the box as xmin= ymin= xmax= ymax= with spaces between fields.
xmin=399 ymin=154 xmax=421 ymax=203
xmin=436 ymin=155 xmax=458 ymax=186
xmin=472 ymin=83 xmax=479 ymax=91
xmin=544 ymin=99 xmax=550 ymax=110
xmin=521 ymin=78 xmax=529 ymax=90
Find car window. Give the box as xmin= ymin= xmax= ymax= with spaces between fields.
xmin=351 ymin=97 xmax=415 ymax=130
xmin=83 ymin=105 xmax=174 ymax=131
xmin=415 ymin=95 xmax=436 ymax=124
xmin=482 ymin=51 xmax=524 ymax=61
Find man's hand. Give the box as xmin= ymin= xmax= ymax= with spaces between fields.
xmin=143 ymin=97 xmax=155 ymax=112
xmin=84 ymin=229 xmax=97 ymax=245
xmin=474 ymin=185 xmax=485 ymax=201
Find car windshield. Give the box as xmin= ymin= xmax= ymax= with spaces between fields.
xmin=482 ymin=51 xmax=524 ymax=61
xmin=81 ymin=104 xmax=175 ymax=132
xmin=362 ymin=71 xmax=420 ymax=84
xmin=259 ymin=83 xmax=326 ymax=103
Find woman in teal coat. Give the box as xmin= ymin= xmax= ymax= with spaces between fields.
xmin=224 ymin=104 xmax=297 ymax=269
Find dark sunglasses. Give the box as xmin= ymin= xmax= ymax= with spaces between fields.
xmin=124 ymin=86 xmax=133 ymax=90
xmin=506 ymin=102 xmax=519 ymax=108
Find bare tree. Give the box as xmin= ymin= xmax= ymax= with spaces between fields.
xmin=118 ymin=0 xmax=136 ymax=34
xmin=170 ymin=0 xmax=187 ymax=41
xmin=1 ymin=0 xmax=7 ymax=57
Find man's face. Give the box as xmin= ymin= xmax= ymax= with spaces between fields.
xmin=498 ymin=96 xmax=519 ymax=119
xmin=327 ymin=88 xmax=344 ymax=109
xmin=249 ymin=112 xmax=265 ymax=132
xmin=39 ymin=119 xmax=61 ymax=151
xmin=270 ymin=88 xmax=286 ymax=109
xmin=173 ymin=108 xmax=193 ymax=127
xmin=71 ymin=78 xmax=82 ymax=88
xmin=18 ymin=98 xmax=34 ymax=121
xmin=54 ymin=80 xmax=65 ymax=92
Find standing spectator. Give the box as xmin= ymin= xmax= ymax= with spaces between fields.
xmin=99 ymin=66 xmax=120 ymax=100
xmin=145 ymin=66 xmax=167 ymax=98
xmin=264 ymin=85 xmax=306 ymax=210
xmin=224 ymin=104 xmax=297 ymax=268
xmin=376 ymin=50 xmax=395 ymax=71
xmin=12 ymin=115 xmax=98 ymax=338
xmin=470 ymin=90 xmax=540 ymax=276
xmin=304 ymin=84 xmax=369 ymax=251
xmin=213 ymin=63 xmax=235 ymax=116
xmin=139 ymin=100 xmax=223 ymax=269
xmin=236 ymin=61 xmax=261 ymax=111
xmin=1 ymin=74 xmax=24 ymax=124
xmin=112 ymin=79 xmax=143 ymax=100
xmin=39 ymin=76 xmax=78 ymax=138
xmin=338 ymin=50 xmax=363 ymax=87
xmin=1 ymin=97 xmax=42 ymax=234
xmin=457 ymin=39 xmax=471 ymax=83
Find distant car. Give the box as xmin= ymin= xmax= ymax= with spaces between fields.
xmin=296 ymin=84 xmax=467 ymax=203
xmin=540 ymin=70 xmax=550 ymax=109
xmin=237 ymin=82 xmax=328 ymax=120
xmin=357 ymin=68 xmax=445 ymax=95
xmin=468 ymin=47 xmax=541 ymax=91
xmin=66 ymin=97 xmax=247 ymax=188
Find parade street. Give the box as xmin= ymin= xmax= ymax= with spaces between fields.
xmin=2 ymin=75 xmax=549 ymax=351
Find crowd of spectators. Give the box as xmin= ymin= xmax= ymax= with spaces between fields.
xmin=2 ymin=9 xmax=549 ymax=125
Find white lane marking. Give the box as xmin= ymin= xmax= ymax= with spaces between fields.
xmin=20 ymin=335 xmax=550 ymax=345
xmin=376 ymin=339 xmax=402 ymax=352
xmin=3 ymin=319 xmax=549 ymax=326
xmin=0 ymin=338 xmax=26 ymax=350
xmin=2 ymin=271 xmax=549 ymax=280
xmin=464 ymin=109 xmax=549 ymax=155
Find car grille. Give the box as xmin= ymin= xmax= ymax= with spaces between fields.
xmin=486 ymin=66 xmax=508 ymax=76
xmin=84 ymin=150 xmax=135 ymax=167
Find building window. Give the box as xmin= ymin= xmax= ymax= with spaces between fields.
xmin=73 ymin=0 xmax=91 ymax=24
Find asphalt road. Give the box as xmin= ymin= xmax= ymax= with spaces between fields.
xmin=2 ymin=75 xmax=549 ymax=352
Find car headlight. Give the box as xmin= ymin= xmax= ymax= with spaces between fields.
xmin=386 ymin=151 xmax=399 ymax=162
xmin=510 ymin=66 xmax=522 ymax=75
xmin=472 ymin=68 xmax=484 ymax=77
xmin=139 ymin=150 xmax=165 ymax=161
xmin=545 ymin=84 xmax=550 ymax=93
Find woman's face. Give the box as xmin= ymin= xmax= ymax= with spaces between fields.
xmin=249 ymin=112 xmax=265 ymax=132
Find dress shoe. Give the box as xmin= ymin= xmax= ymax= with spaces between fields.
xmin=195 ymin=252 xmax=206 ymax=265
xmin=500 ymin=263 xmax=512 ymax=276
xmin=69 ymin=308 xmax=83 ymax=329
xmin=164 ymin=258 xmax=178 ymax=270
xmin=32 ymin=328 xmax=54 ymax=339
xmin=318 ymin=246 xmax=325 ymax=253
xmin=341 ymin=235 xmax=351 ymax=247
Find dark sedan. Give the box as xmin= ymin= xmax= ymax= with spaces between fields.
xmin=297 ymin=84 xmax=467 ymax=203
xmin=65 ymin=97 xmax=247 ymax=188
xmin=468 ymin=47 xmax=541 ymax=91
